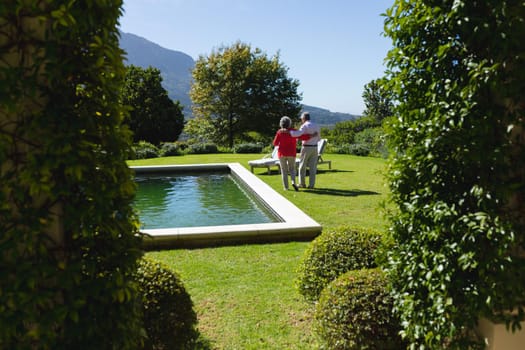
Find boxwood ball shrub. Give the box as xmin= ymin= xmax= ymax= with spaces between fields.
xmin=135 ymin=258 xmax=198 ymax=350
xmin=314 ymin=268 xmax=405 ymax=350
xmin=295 ymin=226 xmax=383 ymax=302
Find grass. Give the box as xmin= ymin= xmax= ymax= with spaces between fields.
xmin=129 ymin=153 xmax=388 ymax=349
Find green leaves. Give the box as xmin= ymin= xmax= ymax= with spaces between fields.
xmin=384 ymin=0 xmax=525 ymax=348
xmin=190 ymin=41 xmax=301 ymax=147
xmin=1 ymin=1 xmax=144 ymax=348
xmin=295 ymin=226 xmax=383 ymax=303
xmin=121 ymin=65 xmax=185 ymax=145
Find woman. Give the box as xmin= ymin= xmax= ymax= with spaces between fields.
xmin=272 ymin=116 xmax=311 ymax=191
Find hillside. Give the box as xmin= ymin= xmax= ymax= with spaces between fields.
xmin=301 ymin=104 xmax=359 ymax=127
xmin=119 ymin=32 xmax=359 ymax=125
xmin=119 ymin=32 xmax=194 ymax=110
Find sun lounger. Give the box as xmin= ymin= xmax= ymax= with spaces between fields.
xmin=248 ymin=147 xmax=280 ymax=174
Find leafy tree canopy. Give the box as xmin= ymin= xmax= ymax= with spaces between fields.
xmin=189 ymin=41 xmax=302 ymax=147
xmin=121 ymin=65 xmax=185 ymax=145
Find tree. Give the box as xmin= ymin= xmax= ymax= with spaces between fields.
xmin=121 ymin=65 xmax=185 ymax=144
xmin=1 ymin=1 xmax=143 ymax=348
xmin=362 ymin=78 xmax=393 ymax=123
xmin=189 ymin=41 xmax=302 ymax=148
xmin=383 ymin=1 xmax=525 ymax=348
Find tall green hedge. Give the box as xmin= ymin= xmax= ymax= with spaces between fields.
xmin=0 ymin=1 xmax=143 ymax=349
xmin=383 ymin=1 xmax=525 ymax=349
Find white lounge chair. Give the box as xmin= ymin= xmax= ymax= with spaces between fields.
xmin=248 ymin=147 xmax=280 ymax=174
xmin=295 ymin=139 xmax=332 ymax=170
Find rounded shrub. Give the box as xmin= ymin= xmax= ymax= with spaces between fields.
xmin=332 ymin=143 xmax=352 ymax=154
xmin=296 ymin=226 xmax=383 ymax=302
xmin=233 ymin=142 xmax=263 ymax=153
xmin=159 ymin=142 xmax=181 ymax=157
xmin=188 ymin=142 xmax=218 ymax=154
xmin=314 ymin=268 xmax=406 ymax=350
xmin=133 ymin=141 xmax=160 ymax=159
xmin=348 ymin=143 xmax=371 ymax=156
xmin=135 ymin=257 xmax=198 ymax=350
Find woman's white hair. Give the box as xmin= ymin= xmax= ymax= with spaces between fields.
xmin=279 ymin=116 xmax=292 ymax=128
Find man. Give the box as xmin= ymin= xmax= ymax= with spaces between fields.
xmin=291 ymin=112 xmax=321 ymax=188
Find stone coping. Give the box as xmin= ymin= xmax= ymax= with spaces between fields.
xmin=130 ymin=163 xmax=322 ymax=248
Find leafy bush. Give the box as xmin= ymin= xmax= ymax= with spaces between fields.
xmin=348 ymin=143 xmax=371 ymax=156
xmin=233 ymin=143 xmax=264 ymax=153
xmin=355 ymin=127 xmax=387 ymax=157
xmin=217 ymin=146 xmax=232 ymax=153
xmin=331 ymin=143 xmax=352 ymax=154
xmin=187 ymin=143 xmax=218 ymax=154
xmin=314 ymin=268 xmax=406 ymax=350
xmin=159 ymin=142 xmax=181 ymax=157
xmin=295 ymin=226 xmax=383 ymax=302
xmin=133 ymin=141 xmax=160 ymax=159
xmin=173 ymin=141 xmax=190 ymax=153
xmin=135 ymin=258 xmax=198 ymax=350
xmin=330 ymin=143 xmax=374 ymax=157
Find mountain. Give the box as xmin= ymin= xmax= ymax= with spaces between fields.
xmin=119 ymin=32 xmax=359 ymax=124
xmin=301 ymin=105 xmax=359 ymax=128
xmin=119 ymin=32 xmax=194 ymax=110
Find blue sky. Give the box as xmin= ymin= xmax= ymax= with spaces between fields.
xmin=119 ymin=0 xmax=394 ymax=115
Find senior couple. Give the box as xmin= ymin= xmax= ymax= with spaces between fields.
xmin=272 ymin=112 xmax=321 ymax=191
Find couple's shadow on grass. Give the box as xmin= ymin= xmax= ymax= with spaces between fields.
xmin=302 ymin=169 xmax=379 ymax=197
xmin=301 ymin=187 xmax=379 ymax=197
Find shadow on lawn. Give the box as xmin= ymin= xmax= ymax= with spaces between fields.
xmin=259 ymin=169 xmax=353 ymax=176
xmin=301 ymin=187 xmax=380 ymax=197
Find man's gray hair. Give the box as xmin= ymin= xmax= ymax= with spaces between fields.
xmin=280 ymin=116 xmax=292 ymax=128
xmin=301 ymin=112 xmax=310 ymax=121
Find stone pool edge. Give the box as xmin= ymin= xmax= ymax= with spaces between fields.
xmin=130 ymin=163 xmax=322 ymax=248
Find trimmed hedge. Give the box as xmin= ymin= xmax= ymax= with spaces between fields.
xmin=135 ymin=258 xmax=198 ymax=350
xmin=314 ymin=268 xmax=405 ymax=350
xmin=295 ymin=226 xmax=383 ymax=302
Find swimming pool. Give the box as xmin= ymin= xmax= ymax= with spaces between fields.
xmin=131 ymin=163 xmax=321 ymax=248
xmin=134 ymin=172 xmax=278 ymax=228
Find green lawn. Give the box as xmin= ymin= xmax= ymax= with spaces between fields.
xmin=129 ymin=153 xmax=388 ymax=349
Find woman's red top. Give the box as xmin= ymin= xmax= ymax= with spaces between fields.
xmin=272 ymin=128 xmax=310 ymax=157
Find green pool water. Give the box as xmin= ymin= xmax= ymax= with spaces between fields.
xmin=134 ymin=172 xmax=277 ymax=229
